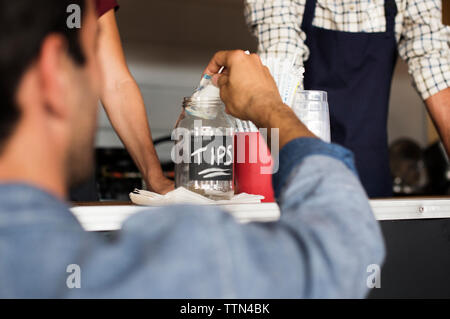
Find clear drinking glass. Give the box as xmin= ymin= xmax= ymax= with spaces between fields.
xmin=173 ymin=97 xmax=235 ymax=200
xmin=292 ymin=90 xmax=331 ymax=142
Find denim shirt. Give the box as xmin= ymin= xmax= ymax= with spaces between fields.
xmin=0 ymin=138 xmax=384 ymax=298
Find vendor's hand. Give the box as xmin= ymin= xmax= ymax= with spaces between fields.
xmin=203 ymin=50 xmax=283 ymax=126
xmin=146 ymin=175 xmax=175 ymax=195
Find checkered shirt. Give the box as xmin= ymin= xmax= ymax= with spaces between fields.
xmin=245 ymin=0 xmax=450 ymax=100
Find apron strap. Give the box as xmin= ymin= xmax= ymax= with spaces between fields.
xmin=301 ymin=0 xmax=317 ymax=31
xmin=384 ymin=0 xmax=398 ymax=36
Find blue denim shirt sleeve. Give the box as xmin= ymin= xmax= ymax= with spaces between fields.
xmin=262 ymin=137 xmax=385 ymax=297
xmin=272 ymin=137 xmax=358 ymax=199
xmin=213 ymin=137 xmax=384 ymax=298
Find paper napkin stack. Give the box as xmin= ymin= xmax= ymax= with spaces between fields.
xmin=130 ymin=187 xmax=265 ymax=206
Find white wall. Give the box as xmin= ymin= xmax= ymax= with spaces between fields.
xmin=388 ymin=59 xmax=428 ymax=146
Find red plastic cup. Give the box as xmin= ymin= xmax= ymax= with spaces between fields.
xmin=234 ymin=132 xmax=275 ymax=203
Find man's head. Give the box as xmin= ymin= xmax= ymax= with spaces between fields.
xmin=0 ymin=0 xmax=101 ymax=195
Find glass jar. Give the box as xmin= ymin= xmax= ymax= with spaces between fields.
xmin=292 ymin=90 xmax=331 ymax=143
xmin=173 ymin=97 xmax=235 ymax=200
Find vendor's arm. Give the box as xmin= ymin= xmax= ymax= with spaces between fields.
xmin=426 ymin=88 xmax=450 ymax=154
xmin=97 ymin=10 xmax=174 ymax=194
xmin=398 ymin=1 xmax=450 ymax=155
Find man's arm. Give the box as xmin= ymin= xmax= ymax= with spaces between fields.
xmin=244 ymin=0 xmax=308 ymax=66
xmin=426 ymin=88 xmax=450 ymax=154
xmin=97 ymin=10 xmax=174 ymax=194
xmin=398 ymin=1 xmax=450 ymax=154
xmin=204 ymin=51 xmax=384 ymax=297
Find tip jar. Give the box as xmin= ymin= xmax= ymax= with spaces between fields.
xmin=173 ymin=97 xmax=235 ymax=200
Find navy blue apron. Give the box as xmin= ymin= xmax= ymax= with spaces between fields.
xmin=302 ymin=0 xmax=398 ymax=198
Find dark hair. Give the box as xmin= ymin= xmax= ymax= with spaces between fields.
xmin=0 ymin=0 xmax=87 ymax=151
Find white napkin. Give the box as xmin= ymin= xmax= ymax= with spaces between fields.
xmin=129 ymin=187 xmax=265 ymax=206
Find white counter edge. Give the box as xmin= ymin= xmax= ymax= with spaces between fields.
xmin=70 ymin=198 xmax=450 ymax=232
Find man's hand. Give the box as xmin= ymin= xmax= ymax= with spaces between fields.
xmin=204 ymin=50 xmax=316 ymax=148
xmin=204 ymin=50 xmax=282 ymax=124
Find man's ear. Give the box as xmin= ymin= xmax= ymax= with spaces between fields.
xmin=37 ymin=34 xmax=72 ymax=121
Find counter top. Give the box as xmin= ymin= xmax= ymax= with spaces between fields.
xmin=71 ymin=198 xmax=450 ymax=232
